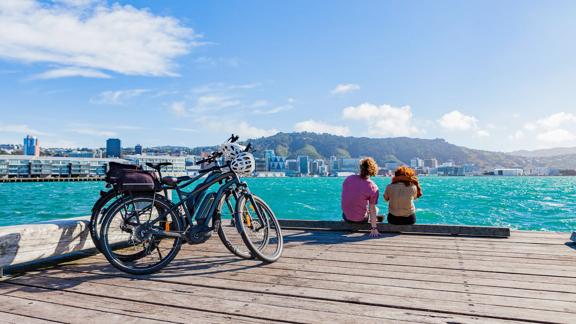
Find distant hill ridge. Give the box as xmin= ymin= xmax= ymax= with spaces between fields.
xmin=243 ymin=132 xmax=531 ymax=169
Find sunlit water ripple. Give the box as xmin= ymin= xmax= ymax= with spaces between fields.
xmin=0 ymin=177 xmax=574 ymax=232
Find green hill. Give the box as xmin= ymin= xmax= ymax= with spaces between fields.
xmin=246 ymin=132 xmax=532 ymax=169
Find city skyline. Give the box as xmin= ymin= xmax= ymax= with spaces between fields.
xmin=1 ymin=1 xmax=576 ymax=151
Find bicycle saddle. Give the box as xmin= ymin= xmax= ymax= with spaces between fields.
xmin=161 ymin=175 xmax=191 ymax=186
xmin=146 ymin=162 xmax=172 ymax=170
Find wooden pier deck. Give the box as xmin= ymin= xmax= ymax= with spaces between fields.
xmin=1 ymin=229 xmax=575 ymax=323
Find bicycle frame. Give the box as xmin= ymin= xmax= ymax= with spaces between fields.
xmin=145 ymin=168 xmax=248 ymax=240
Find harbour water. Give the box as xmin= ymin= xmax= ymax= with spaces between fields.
xmin=0 ymin=176 xmax=574 ymax=232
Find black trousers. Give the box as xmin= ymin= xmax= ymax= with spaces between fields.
xmin=387 ymin=213 xmax=416 ymax=225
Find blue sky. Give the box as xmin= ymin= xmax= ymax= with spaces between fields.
xmin=1 ymin=0 xmax=576 ymax=151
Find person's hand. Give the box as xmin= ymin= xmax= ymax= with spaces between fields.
xmin=369 ymin=228 xmax=380 ymax=238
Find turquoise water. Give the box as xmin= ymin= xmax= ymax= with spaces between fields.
xmin=0 ymin=177 xmax=575 ymax=232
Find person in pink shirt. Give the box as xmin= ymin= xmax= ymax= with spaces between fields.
xmin=341 ymin=157 xmax=380 ymax=237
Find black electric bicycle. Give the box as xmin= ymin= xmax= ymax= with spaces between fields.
xmin=98 ymin=141 xmax=283 ymax=275
xmin=89 ymin=136 xmax=251 ymax=261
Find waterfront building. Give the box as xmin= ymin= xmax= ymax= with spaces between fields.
xmin=255 ymin=157 xmax=269 ymax=172
xmin=285 ymin=159 xmax=299 ymax=177
xmin=494 ymin=168 xmax=524 ymax=176
xmin=23 ymin=135 xmax=39 ymax=157
xmin=269 ymin=156 xmax=286 ymax=172
xmin=124 ymin=155 xmax=186 ymax=176
xmin=410 ymin=158 xmax=424 ymax=169
xmin=298 ymin=155 xmax=310 ymax=176
xmin=437 ymin=165 xmax=465 ymax=176
xmin=383 ymin=160 xmax=400 ymax=171
xmin=0 ymin=155 xmax=124 ymax=178
xmin=424 ymin=158 xmax=439 ymax=169
xmin=339 ymin=158 xmax=361 ymax=173
xmin=106 ymin=138 xmax=121 ymax=158
xmin=311 ymin=159 xmax=328 ymax=176
xmin=68 ymin=151 xmax=95 ymax=158
xmin=135 ymin=144 xmax=143 ymax=155
xmin=329 ymin=156 xmax=338 ymax=174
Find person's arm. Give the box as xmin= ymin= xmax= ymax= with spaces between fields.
xmin=384 ymin=185 xmax=390 ymax=201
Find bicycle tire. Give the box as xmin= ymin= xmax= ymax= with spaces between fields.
xmin=89 ymin=189 xmax=122 ymax=252
xmin=215 ymin=191 xmax=254 ymax=259
xmin=234 ymin=194 xmax=283 ymax=263
xmin=99 ymin=193 xmax=183 ymax=275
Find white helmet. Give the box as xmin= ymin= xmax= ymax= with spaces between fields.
xmin=220 ymin=143 xmax=245 ymax=161
xmin=230 ymin=152 xmax=255 ymax=176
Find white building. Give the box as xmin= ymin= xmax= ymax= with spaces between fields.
xmin=494 ymin=168 xmax=524 ymax=176
xmin=124 ymin=155 xmax=186 ymax=176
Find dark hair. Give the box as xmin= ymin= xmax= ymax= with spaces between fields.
xmin=359 ymin=158 xmax=378 ymax=178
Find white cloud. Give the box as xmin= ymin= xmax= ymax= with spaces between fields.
xmin=535 ymin=112 xmax=576 ymax=129
xmin=31 ymin=67 xmax=111 ymax=79
xmin=91 ymin=89 xmax=149 ymax=105
xmin=170 ymin=101 xmax=189 ymax=117
xmin=193 ymin=95 xmax=241 ymax=112
xmin=521 ymin=112 xmax=576 ymax=146
xmin=294 ymin=120 xmax=350 ymax=136
xmin=438 ymin=110 xmax=479 ymax=131
xmin=0 ymin=1 xmax=198 ymax=77
xmin=342 ymin=103 xmax=419 ymax=137
xmin=253 ymin=104 xmax=293 ymax=115
xmin=476 ymin=130 xmax=490 ymax=137
xmin=536 ymin=129 xmax=576 ymax=143
xmin=0 ymin=124 xmax=48 ymax=136
xmin=509 ymin=130 xmax=525 ymax=140
xmin=171 ymin=127 xmax=197 ymax=133
xmin=197 ymin=117 xmax=277 ymax=139
xmin=331 ymin=83 xmax=360 ymax=95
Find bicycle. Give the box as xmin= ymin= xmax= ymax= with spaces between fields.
xmin=98 ymin=136 xmax=283 ymax=274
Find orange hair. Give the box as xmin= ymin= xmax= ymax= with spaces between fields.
xmin=394 ymin=165 xmax=416 ymax=178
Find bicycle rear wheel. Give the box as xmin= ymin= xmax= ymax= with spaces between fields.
xmin=234 ymin=194 xmax=283 ymax=263
xmin=89 ymin=189 xmax=123 ymax=252
xmin=215 ymin=191 xmax=254 ymax=259
xmin=99 ymin=194 xmax=183 ymax=275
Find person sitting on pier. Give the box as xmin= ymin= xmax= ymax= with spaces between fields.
xmin=384 ymin=166 xmax=422 ymax=225
xmin=341 ymin=157 xmax=380 ymax=237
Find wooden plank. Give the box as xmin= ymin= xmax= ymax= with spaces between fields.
xmin=0 ymin=294 xmax=164 ymax=324
xmin=22 ymin=263 xmax=576 ymax=323
xmin=0 ymin=283 xmax=268 ymax=324
xmin=278 ymin=219 xmax=511 ymax=237
xmin=4 ymin=273 xmax=418 ymax=324
xmin=0 ymin=311 xmax=58 ymax=324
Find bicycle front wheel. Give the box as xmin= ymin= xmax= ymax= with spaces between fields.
xmin=234 ymin=194 xmax=283 ymax=263
xmin=215 ymin=191 xmax=254 ymax=259
xmin=99 ymin=194 xmax=183 ymax=275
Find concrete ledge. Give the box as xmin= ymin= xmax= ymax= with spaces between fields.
xmin=571 ymin=232 xmax=576 ymax=242
xmin=0 ymin=216 xmax=93 ymax=273
xmin=278 ymin=219 xmax=510 ymax=238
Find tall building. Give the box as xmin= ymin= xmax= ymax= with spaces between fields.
xmin=298 ymin=155 xmax=309 ymax=176
xmin=410 ymin=158 xmax=424 ymax=169
xmin=106 ymin=138 xmax=121 ymax=158
xmin=135 ymin=144 xmax=143 ymax=155
xmin=23 ymin=135 xmax=39 ymax=157
xmin=423 ymin=158 xmax=439 ymax=169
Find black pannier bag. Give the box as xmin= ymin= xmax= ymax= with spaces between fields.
xmin=117 ymin=169 xmax=161 ymax=192
xmin=105 ymin=162 xmax=161 ymax=192
xmin=105 ymin=162 xmax=141 ymax=184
